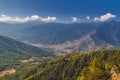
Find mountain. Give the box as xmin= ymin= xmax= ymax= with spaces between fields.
xmin=0 ymin=21 xmax=44 ymax=36
xmin=0 ymin=35 xmax=55 ymax=78
xmin=91 ymin=21 xmax=120 ymax=47
xmin=4 ymin=50 xmax=120 ymax=80
xmin=11 ymin=22 xmax=99 ymax=44
xmin=0 ymin=35 xmax=54 ymax=74
xmin=0 ymin=35 xmax=54 ymax=57
xmin=42 ymin=33 xmax=114 ymax=54
xmin=74 ymin=21 xmax=120 ymax=52
xmin=6 ymin=21 xmax=120 ymax=55
xmin=0 ymin=22 xmax=16 ymax=35
xmin=1 ymin=21 xmax=120 ymax=54
xmin=67 ymin=21 xmax=120 ymax=52
xmin=28 ymin=21 xmax=120 ymax=54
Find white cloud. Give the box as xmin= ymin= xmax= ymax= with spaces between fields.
xmin=86 ymin=16 xmax=90 ymax=20
xmin=71 ymin=17 xmax=80 ymax=23
xmin=94 ymin=13 xmax=116 ymax=22
xmin=0 ymin=15 xmax=57 ymax=23
xmin=31 ymin=15 xmax=39 ymax=20
xmin=40 ymin=16 xmax=57 ymax=22
xmin=1 ymin=15 xmax=6 ymax=17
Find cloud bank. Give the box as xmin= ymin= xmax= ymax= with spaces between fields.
xmin=0 ymin=15 xmax=57 ymax=23
xmin=0 ymin=13 xmax=116 ymax=23
xmin=94 ymin=13 xmax=116 ymax=22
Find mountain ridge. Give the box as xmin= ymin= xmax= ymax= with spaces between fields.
xmin=11 ymin=22 xmax=99 ymax=44
xmin=0 ymin=21 xmax=120 ymax=54
xmin=0 ymin=35 xmax=54 ymax=57
xmin=5 ymin=50 xmax=119 ymax=80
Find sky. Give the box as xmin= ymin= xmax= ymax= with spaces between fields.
xmin=0 ymin=0 xmax=120 ymax=23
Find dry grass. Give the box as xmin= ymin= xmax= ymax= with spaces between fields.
xmin=0 ymin=69 xmax=16 ymax=77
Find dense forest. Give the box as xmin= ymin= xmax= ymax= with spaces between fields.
xmin=1 ymin=50 xmax=120 ymax=80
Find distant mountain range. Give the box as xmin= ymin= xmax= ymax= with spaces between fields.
xmin=55 ymin=21 xmax=120 ymax=53
xmin=0 ymin=21 xmax=120 ymax=54
xmin=0 ymin=21 xmax=44 ymax=36
xmin=10 ymin=22 xmax=99 ymax=44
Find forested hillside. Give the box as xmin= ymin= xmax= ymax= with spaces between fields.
xmin=0 ymin=35 xmax=54 ymax=57
xmin=0 ymin=35 xmax=54 ymax=77
xmin=2 ymin=50 xmax=120 ymax=80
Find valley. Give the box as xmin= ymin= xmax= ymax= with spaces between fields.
xmin=1 ymin=21 xmax=118 ymax=55
xmin=29 ymin=33 xmax=114 ymax=55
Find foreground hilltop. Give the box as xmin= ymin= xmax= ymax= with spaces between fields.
xmin=4 ymin=50 xmax=120 ymax=80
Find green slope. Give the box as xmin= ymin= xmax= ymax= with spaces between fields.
xmin=18 ymin=50 xmax=120 ymax=80
xmin=0 ymin=35 xmax=54 ymax=57
xmin=0 ymin=35 xmax=54 ymax=72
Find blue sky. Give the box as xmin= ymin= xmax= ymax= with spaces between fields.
xmin=0 ymin=0 xmax=120 ymax=23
